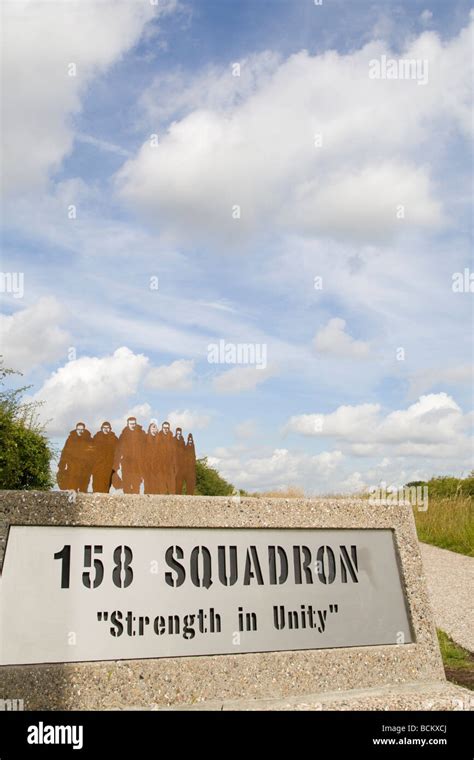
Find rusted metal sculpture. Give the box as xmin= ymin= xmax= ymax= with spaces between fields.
xmin=91 ymin=421 xmax=118 ymax=493
xmin=57 ymin=422 xmax=93 ymax=492
xmin=157 ymin=421 xmax=176 ymax=495
xmin=174 ymin=426 xmax=186 ymax=495
xmin=143 ymin=420 xmax=161 ymax=495
xmin=184 ymin=433 xmax=196 ymax=495
xmin=112 ymin=417 xmax=146 ymax=495
xmin=57 ymin=417 xmax=196 ymax=495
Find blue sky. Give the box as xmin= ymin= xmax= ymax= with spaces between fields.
xmin=1 ymin=0 xmax=473 ymax=493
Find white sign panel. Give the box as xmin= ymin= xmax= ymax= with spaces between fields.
xmin=0 ymin=526 xmax=413 ymax=665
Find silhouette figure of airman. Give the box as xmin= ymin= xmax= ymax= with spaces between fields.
xmin=184 ymin=433 xmax=196 ymax=495
xmin=57 ymin=422 xmax=93 ymax=492
xmin=91 ymin=421 xmax=118 ymax=493
xmin=157 ymin=421 xmax=176 ymax=494
xmin=57 ymin=417 xmax=196 ymax=495
xmin=174 ymin=426 xmax=186 ymax=494
xmin=112 ymin=417 xmax=146 ymax=494
xmin=143 ymin=419 xmax=161 ymax=495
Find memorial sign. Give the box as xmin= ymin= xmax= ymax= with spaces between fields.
xmin=1 ymin=526 xmax=412 ymax=665
xmin=0 ymin=492 xmax=454 ymax=710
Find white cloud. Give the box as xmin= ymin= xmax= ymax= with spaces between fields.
xmin=286 ymin=403 xmax=379 ymax=438
xmin=288 ymin=163 xmax=441 ymax=243
xmin=286 ymin=393 xmax=472 ymax=456
xmin=380 ymin=393 xmax=464 ymax=443
xmin=212 ymin=447 xmax=345 ymax=493
xmin=138 ymin=50 xmax=281 ymax=127
xmin=420 ymin=10 xmax=433 ymax=24
xmin=312 ymin=450 xmax=345 ymax=474
xmin=408 ymin=364 xmax=473 ymax=397
xmin=116 ymin=20 xmax=472 ymax=245
xmin=167 ymin=409 xmax=210 ymax=431
xmin=2 ymin=0 xmax=160 ymax=195
xmin=209 ymin=422 xmax=472 ymax=494
xmin=314 ymin=318 xmax=370 ymax=359
xmin=0 ymin=297 xmax=70 ymax=372
xmin=338 ymin=471 xmax=367 ymax=493
xmin=145 ymin=359 xmax=194 ymax=390
xmin=213 ymin=365 xmax=277 ymax=394
xmin=349 ymin=443 xmax=377 ymax=457
xmin=32 ymin=347 xmax=149 ymax=434
xmin=110 ymin=403 xmax=152 ymax=435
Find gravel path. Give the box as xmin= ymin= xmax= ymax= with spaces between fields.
xmin=420 ymin=543 xmax=474 ymax=652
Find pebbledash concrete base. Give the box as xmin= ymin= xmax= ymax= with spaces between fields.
xmin=0 ymin=492 xmax=471 ymax=711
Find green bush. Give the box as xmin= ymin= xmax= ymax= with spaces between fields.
xmin=0 ymin=360 xmax=54 ymax=490
xmin=195 ymin=457 xmax=235 ymax=496
xmin=406 ymin=475 xmax=474 ymax=499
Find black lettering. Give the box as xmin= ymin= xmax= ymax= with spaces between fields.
xmin=54 ymin=545 xmax=71 ymax=588
xmin=218 ymin=545 xmax=238 ymax=586
xmin=167 ymin=614 xmax=180 ymax=634
xmin=293 ymin=546 xmax=313 ymax=584
xmin=243 ymin=546 xmax=264 ymax=585
xmin=165 ymin=546 xmax=186 ymax=587
xmin=183 ymin=615 xmax=195 ymax=640
xmin=209 ymin=608 xmax=221 ymax=633
xmin=273 ymin=605 xmax=285 ymax=630
xmin=110 ymin=610 xmax=123 ymax=637
xmin=83 ymin=545 xmax=104 ymax=589
xmin=190 ymin=546 xmax=213 ymax=588
xmin=340 ymin=545 xmax=359 ymax=583
xmin=317 ymin=545 xmax=336 ymax=584
xmin=268 ymin=546 xmax=288 ymax=584
xmin=288 ymin=610 xmax=299 ymax=629
xmin=112 ymin=545 xmax=133 ymax=588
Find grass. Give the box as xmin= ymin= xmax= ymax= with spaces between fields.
xmin=437 ymin=629 xmax=474 ymax=691
xmin=413 ymin=496 xmax=473 ymax=557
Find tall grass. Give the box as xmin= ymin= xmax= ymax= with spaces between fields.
xmin=250 ymin=487 xmax=306 ymax=498
xmin=413 ymin=495 xmax=473 ymax=556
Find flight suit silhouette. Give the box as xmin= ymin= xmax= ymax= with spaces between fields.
xmin=91 ymin=422 xmax=118 ymax=493
xmin=184 ymin=433 xmax=196 ymax=495
xmin=57 ymin=424 xmax=93 ymax=492
xmin=174 ymin=427 xmax=186 ymax=494
xmin=157 ymin=422 xmax=176 ymax=494
xmin=113 ymin=419 xmax=146 ymax=494
xmin=143 ymin=421 xmax=161 ymax=494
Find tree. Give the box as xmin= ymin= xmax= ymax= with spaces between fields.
xmin=195 ymin=457 xmax=236 ymax=496
xmin=0 ymin=360 xmax=54 ymax=490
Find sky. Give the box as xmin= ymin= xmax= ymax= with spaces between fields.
xmin=1 ymin=0 xmax=473 ymax=494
